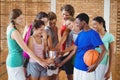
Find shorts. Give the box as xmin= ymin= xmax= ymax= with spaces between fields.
xmin=95 ymin=64 xmax=112 ymax=80
xmin=23 ymin=57 xmax=29 ymax=68
xmin=60 ymin=55 xmax=74 ymax=75
xmin=7 ymin=65 xmax=26 ymax=80
xmin=74 ymin=67 xmax=95 ymax=80
xmin=27 ymin=62 xmax=47 ymax=78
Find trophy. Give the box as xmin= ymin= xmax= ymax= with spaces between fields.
xmin=48 ymin=51 xmax=58 ymax=70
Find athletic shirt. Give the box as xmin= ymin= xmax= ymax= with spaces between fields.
xmin=95 ymin=32 xmax=115 ymax=65
xmin=45 ymin=26 xmax=58 ymax=48
xmin=23 ymin=24 xmax=33 ymax=58
xmin=29 ymin=36 xmax=44 ymax=62
xmin=60 ymin=25 xmax=67 ymax=51
xmin=74 ymin=29 xmax=103 ymax=71
xmin=6 ymin=28 xmax=23 ymax=67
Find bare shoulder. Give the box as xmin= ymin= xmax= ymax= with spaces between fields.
xmin=28 ymin=36 xmax=33 ymax=42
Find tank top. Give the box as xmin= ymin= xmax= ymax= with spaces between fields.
xmin=45 ymin=26 xmax=58 ymax=48
xmin=29 ymin=36 xmax=44 ymax=62
xmin=60 ymin=25 xmax=66 ymax=51
xmin=6 ymin=28 xmax=23 ymax=67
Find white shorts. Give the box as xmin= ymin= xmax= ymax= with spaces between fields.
xmin=73 ymin=67 xmax=95 ymax=80
xmin=7 ymin=65 xmax=26 ymax=80
xmin=95 ymin=64 xmax=112 ymax=80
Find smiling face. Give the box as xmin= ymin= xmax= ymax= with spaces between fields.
xmin=49 ymin=19 xmax=57 ymax=28
xmin=62 ymin=10 xmax=71 ymax=21
xmin=92 ymin=20 xmax=102 ymax=32
xmin=34 ymin=25 xmax=45 ymax=37
xmin=75 ymin=18 xmax=83 ymax=30
xmin=66 ymin=20 xmax=75 ymax=30
xmin=14 ymin=14 xmax=24 ymax=25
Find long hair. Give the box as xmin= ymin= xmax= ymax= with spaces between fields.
xmin=9 ymin=9 xmax=22 ymax=29
xmin=93 ymin=16 xmax=107 ymax=32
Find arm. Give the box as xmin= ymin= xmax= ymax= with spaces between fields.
xmin=55 ymin=28 xmax=70 ymax=50
xmin=57 ymin=45 xmax=77 ymax=67
xmin=47 ymin=35 xmax=53 ymax=50
xmin=61 ymin=45 xmax=74 ymax=55
xmin=22 ymin=25 xmax=29 ymax=38
xmin=12 ymin=30 xmax=49 ymax=68
xmin=105 ymin=41 xmax=115 ymax=79
xmin=42 ymin=30 xmax=53 ymax=49
xmin=88 ymin=44 xmax=106 ymax=72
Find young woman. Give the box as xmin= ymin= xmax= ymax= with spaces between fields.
xmin=22 ymin=12 xmax=52 ymax=80
xmin=92 ymin=16 xmax=115 ymax=80
xmin=23 ymin=12 xmax=52 ymax=69
xmin=6 ymin=9 xmax=51 ymax=80
xmin=45 ymin=11 xmax=59 ymax=80
xmin=27 ymin=20 xmax=52 ymax=80
xmin=46 ymin=11 xmax=58 ymax=48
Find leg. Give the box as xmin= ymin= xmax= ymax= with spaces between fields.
xmin=39 ymin=76 xmax=48 ymax=80
xmin=67 ymin=74 xmax=73 ymax=80
xmin=64 ymin=60 xmax=73 ymax=80
xmin=74 ymin=67 xmax=95 ymax=80
xmin=48 ymin=74 xmax=58 ymax=80
xmin=95 ymin=64 xmax=107 ymax=80
xmin=73 ymin=67 xmax=81 ymax=80
xmin=7 ymin=66 xmax=26 ymax=80
xmin=30 ymin=76 xmax=38 ymax=80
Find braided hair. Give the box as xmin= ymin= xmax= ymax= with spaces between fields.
xmin=9 ymin=9 xmax=22 ymax=29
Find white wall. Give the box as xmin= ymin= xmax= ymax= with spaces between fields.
xmin=104 ymin=0 xmax=110 ymax=32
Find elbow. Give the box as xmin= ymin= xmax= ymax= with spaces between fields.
xmin=101 ymin=46 xmax=107 ymax=57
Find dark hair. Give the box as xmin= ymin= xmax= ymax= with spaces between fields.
xmin=76 ymin=13 xmax=89 ymax=24
xmin=32 ymin=20 xmax=45 ymax=30
xmin=9 ymin=9 xmax=22 ymax=29
xmin=61 ymin=4 xmax=75 ymax=17
xmin=48 ymin=11 xmax=57 ymax=21
xmin=93 ymin=16 xmax=107 ymax=32
xmin=35 ymin=12 xmax=48 ymax=20
xmin=66 ymin=17 xmax=75 ymax=22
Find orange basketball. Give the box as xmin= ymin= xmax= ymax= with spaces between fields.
xmin=84 ymin=49 xmax=99 ymax=66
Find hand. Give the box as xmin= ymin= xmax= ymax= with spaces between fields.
xmin=87 ymin=64 xmax=97 ymax=72
xmin=104 ymin=71 xmax=110 ymax=80
xmin=56 ymin=63 xmax=63 ymax=68
xmin=38 ymin=61 xmax=49 ymax=68
xmin=45 ymin=58 xmax=54 ymax=64
xmin=59 ymin=51 xmax=64 ymax=56
xmin=52 ymin=47 xmax=60 ymax=51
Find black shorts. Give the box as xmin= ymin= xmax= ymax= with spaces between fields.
xmin=23 ymin=57 xmax=29 ymax=68
xmin=60 ymin=56 xmax=74 ymax=75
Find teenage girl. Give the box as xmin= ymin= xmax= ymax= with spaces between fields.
xmin=92 ymin=16 xmax=115 ymax=80
xmin=6 ymin=9 xmax=51 ymax=80
xmin=27 ymin=20 xmax=53 ymax=80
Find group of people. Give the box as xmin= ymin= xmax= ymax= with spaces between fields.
xmin=6 ymin=4 xmax=115 ymax=80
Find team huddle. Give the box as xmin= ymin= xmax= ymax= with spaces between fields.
xmin=6 ymin=4 xmax=115 ymax=80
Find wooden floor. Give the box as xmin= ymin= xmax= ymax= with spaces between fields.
xmin=0 ymin=53 xmax=120 ymax=80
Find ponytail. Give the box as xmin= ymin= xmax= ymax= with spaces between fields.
xmin=93 ymin=16 xmax=107 ymax=32
xmin=11 ymin=20 xmax=17 ymax=30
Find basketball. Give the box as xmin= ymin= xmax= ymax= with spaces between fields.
xmin=84 ymin=49 xmax=99 ymax=66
